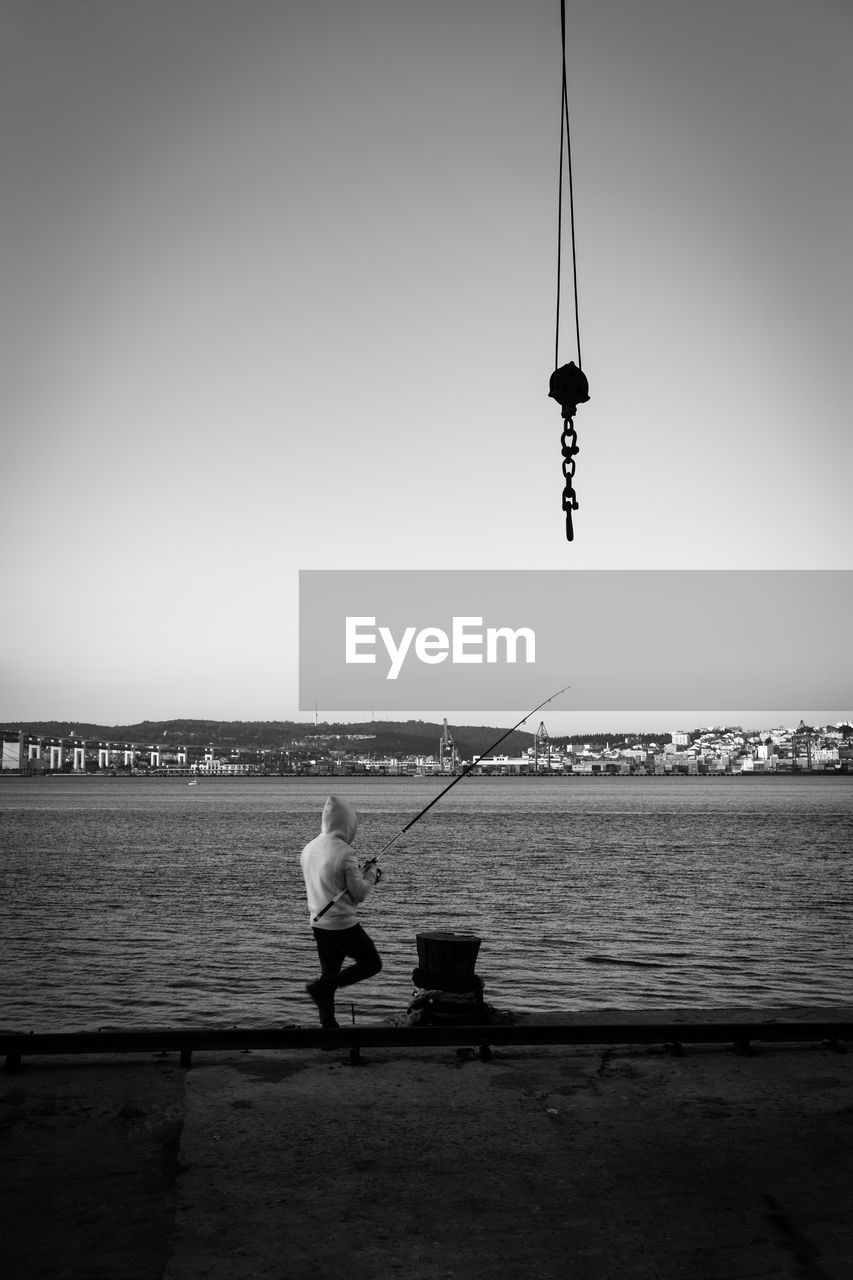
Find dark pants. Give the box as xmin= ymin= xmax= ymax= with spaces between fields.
xmin=312 ymin=924 xmax=382 ymax=993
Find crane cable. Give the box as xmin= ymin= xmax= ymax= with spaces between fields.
xmin=550 ymin=0 xmax=588 ymax=543
xmin=555 ymin=0 xmax=581 ymax=373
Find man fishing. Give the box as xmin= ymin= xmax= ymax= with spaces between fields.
xmin=300 ymin=794 xmax=383 ymax=1028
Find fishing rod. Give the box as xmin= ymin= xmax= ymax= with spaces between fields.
xmin=312 ymin=685 xmax=570 ymax=922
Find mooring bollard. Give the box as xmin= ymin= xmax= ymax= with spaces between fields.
xmin=414 ymin=930 xmax=481 ymax=987
xmin=408 ymin=930 xmax=486 ymax=1026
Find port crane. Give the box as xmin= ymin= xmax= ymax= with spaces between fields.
xmin=439 ymin=719 xmax=458 ymax=773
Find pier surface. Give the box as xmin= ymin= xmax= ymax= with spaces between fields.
xmin=2 ymin=1007 xmax=851 ymax=1279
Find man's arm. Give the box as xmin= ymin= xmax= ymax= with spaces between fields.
xmin=342 ymin=847 xmax=378 ymax=904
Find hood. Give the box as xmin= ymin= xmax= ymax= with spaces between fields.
xmin=320 ymin=794 xmax=359 ymax=844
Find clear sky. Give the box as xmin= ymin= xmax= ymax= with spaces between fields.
xmin=2 ymin=0 xmax=851 ymax=736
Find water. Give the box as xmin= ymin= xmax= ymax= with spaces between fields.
xmin=1 ymin=775 xmax=851 ymax=1031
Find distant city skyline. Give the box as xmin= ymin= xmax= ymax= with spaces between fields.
xmin=5 ymin=712 xmax=848 ymax=778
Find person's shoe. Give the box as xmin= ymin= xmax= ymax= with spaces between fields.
xmin=305 ymin=979 xmax=335 ymax=1023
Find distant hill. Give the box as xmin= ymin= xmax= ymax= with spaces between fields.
xmin=3 ymin=718 xmax=750 ymax=756
xmin=299 ymin=720 xmax=537 ymax=759
xmin=1 ymin=717 xmax=537 ymax=758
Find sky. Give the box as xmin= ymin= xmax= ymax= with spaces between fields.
xmin=2 ymin=0 xmax=851 ymax=736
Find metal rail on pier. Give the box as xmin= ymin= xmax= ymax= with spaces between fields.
xmin=2 ymin=1019 xmax=849 ymax=1070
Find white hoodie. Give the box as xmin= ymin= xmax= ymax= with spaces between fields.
xmin=300 ymin=795 xmax=378 ymax=930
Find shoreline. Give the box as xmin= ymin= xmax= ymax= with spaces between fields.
xmin=3 ymin=770 xmax=852 ymax=781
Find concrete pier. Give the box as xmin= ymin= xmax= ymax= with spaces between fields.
xmin=2 ymin=1008 xmax=851 ymax=1279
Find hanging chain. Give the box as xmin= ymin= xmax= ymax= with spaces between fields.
xmin=560 ymin=412 xmax=579 ymax=541
xmin=549 ymin=361 xmax=587 ymax=541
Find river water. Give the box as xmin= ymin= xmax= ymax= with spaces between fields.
xmin=1 ymin=775 xmax=850 ymax=1031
